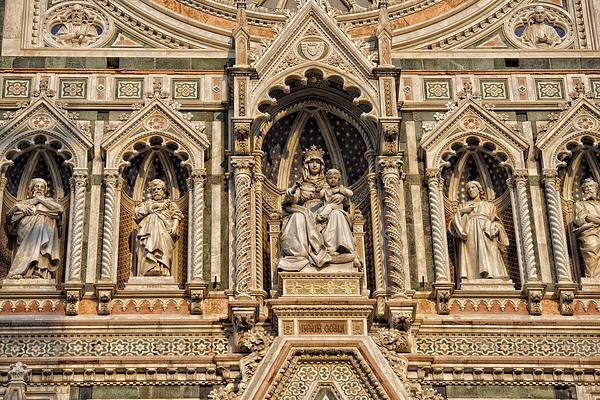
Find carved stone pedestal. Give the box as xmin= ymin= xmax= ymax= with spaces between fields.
xmin=124 ymin=276 xmax=181 ymax=293
xmin=0 ymin=278 xmax=57 ymax=293
xmin=459 ymin=278 xmax=515 ymax=292
xmin=279 ymin=272 xmax=365 ymax=297
xmin=579 ymin=278 xmax=600 ymax=292
xmin=271 ymin=272 xmax=374 ymax=337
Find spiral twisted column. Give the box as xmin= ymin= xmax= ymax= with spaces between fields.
xmin=379 ymin=156 xmax=406 ymax=297
xmin=511 ymin=170 xmax=540 ymax=281
xmin=231 ymin=156 xmax=255 ymax=296
xmin=253 ymin=159 xmax=265 ymax=293
xmin=188 ymin=169 xmax=207 ymax=282
xmin=426 ymin=168 xmax=450 ymax=282
xmin=66 ymin=171 xmax=88 ymax=282
xmin=0 ymin=176 xmax=8 ymax=223
xmin=100 ymin=171 xmax=123 ymax=282
xmin=542 ymin=169 xmax=572 ymax=282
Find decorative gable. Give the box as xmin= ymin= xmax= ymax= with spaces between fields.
xmin=421 ymin=93 xmax=529 ymax=170
xmin=0 ymin=90 xmax=92 ymax=171
xmin=249 ymin=0 xmax=378 ymax=114
xmin=536 ymin=95 xmax=600 ymax=169
xmin=102 ymin=93 xmax=209 ymax=170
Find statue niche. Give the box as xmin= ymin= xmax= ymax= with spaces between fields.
xmin=442 ymin=147 xmax=519 ymax=289
xmin=278 ymin=146 xmax=360 ymax=272
xmin=0 ymin=146 xmax=71 ymax=284
xmin=118 ymin=147 xmax=189 ymax=289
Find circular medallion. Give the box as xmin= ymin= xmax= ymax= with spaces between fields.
xmin=145 ymin=114 xmax=169 ymax=131
xmin=575 ymin=116 xmax=597 ymax=131
xmin=29 ymin=113 xmax=55 ymax=130
xmin=461 ymin=116 xmax=482 ymax=131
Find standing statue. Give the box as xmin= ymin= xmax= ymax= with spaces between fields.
xmin=278 ymin=146 xmax=331 ymax=271
xmin=520 ymin=6 xmax=562 ymax=47
xmin=450 ymin=181 xmax=509 ymax=280
xmin=134 ymin=179 xmax=183 ymax=277
xmin=317 ymin=168 xmax=359 ymax=265
xmin=4 ymin=178 xmax=63 ymax=279
xmin=574 ymin=178 xmax=600 ymax=279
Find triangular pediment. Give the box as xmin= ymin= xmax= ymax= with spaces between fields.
xmin=240 ymin=337 xmax=410 ymax=400
xmin=535 ymin=97 xmax=600 ymax=169
xmin=253 ymin=0 xmax=375 ymax=87
xmin=102 ymin=97 xmax=208 ymax=170
xmin=421 ymin=98 xmax=528 ymax=169
xmin=536 ymin=97 xmax=600 ymax=151
xmin=0 ymin=95 xmax=92 ymax=169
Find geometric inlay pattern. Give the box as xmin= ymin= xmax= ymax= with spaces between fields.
xmin=0 ymin=335 xmax=229 ymax=357
xmin=416 ymin=334 xmax=600 ymax=357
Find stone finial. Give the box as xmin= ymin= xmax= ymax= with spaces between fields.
xmin=4 ymin=362 xmax=28 ymax=400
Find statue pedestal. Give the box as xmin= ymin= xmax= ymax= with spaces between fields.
xmin=0 ymin=278 xmax=57 ymax=293
xmin=579 ymin=277 xmax=600 ymax=292
xmin=123 ymin=276 xmax=182 ymax=294
xmin=271 ymin=272 xmax=374 ymax=337
xmin=459 ymin=278 xmax=515 ymax=292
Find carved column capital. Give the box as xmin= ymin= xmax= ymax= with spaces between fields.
xmin=425 ymin=168 xmax=442 ymax=184
xmin=70 ymin=171 xmax=88 ymax=188
xmin=542 ymin=169 xmax=560 ymax=188
xmin=103 ymin=171 xmax=123 ymax=189
xmin=0 ymin=176 xmax=8 ymax=191
xmin=188 ymin=168 xmax=207 ymax=188
xmin=231 ymin=156 xmax=255 ymax=174
xmin=378 ymin=155 xmax=403 ymax=177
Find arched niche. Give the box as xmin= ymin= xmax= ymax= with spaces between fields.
xmin=0 ymin=134 xmax=74 ymax=282
xmin=420 ymin=98 xmax=537 ymax=290
xmin=535 ymin=96 xmax=600 ymax=285
xmin=0 ymin=94 xmax=92 ymax=286
xmin=100 ymin=98 xmax=209 ymax=296
xmin=116 ymin=137 xmax=191 ymax=289
xmin=257 ymin=71 xmax=377 ymax=295
xmin=440 ymin=138 xmax=521 ymax=288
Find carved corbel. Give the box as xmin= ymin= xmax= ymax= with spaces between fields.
xmin=522 ymin=282 xmax=546 ymax=316
xmin=385 ymin=299 xmax=417 ymax=332
xmin=63 ymin=283 xmax=84 ymax=316
xmin=556 ymin=283 xmax=577 ymax=316
xmin=372 ymin=328 xmax=410 ymax=379
xmin=229 ymin=300 xmax=259 ymax=350
xmin=432 ymin=282 xmax=453 ymax=315
xmin=232 ymin=120 xmax=252 ymax=154
xmin=380 ymin=120 xmax=400 ymax=154
xmin=186 ymin=283 xmax=208 ymax=315
xmin=95 ymin=283 xmax=115 ymax=316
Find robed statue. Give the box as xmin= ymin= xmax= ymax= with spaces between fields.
xmin=277 ymin=146 xmax=359 ymax=272
xmin=520 ymin=6 xmax=562 ymax=48
xmin=5 ymin=178 xmax=63 ymax=279
xmin=574 ymin=178 xmax=600 ymax=279
xmin=450 ymin=181 xmax=510 ymax=280
xmin=134 ymin=179 xmax=183 ymax=277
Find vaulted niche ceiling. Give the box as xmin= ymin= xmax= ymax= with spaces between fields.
xmin=261 ymin=72 xmax=372 ymax=190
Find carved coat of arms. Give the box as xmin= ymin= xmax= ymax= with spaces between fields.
xmin=300 ymin=40 xmax=326 ymax=60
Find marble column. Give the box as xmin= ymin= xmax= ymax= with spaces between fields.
xmin=99 ymin=170 xmax=123 ymax=282
xmin=512 ymin=170 xmax=540 ymax=281
xmin=65 ymin=170 xmax=88 ymax=282
xmin=542 ymin=169 xmax=572 ymax=282
xmin=231 ymin=156 xmax=255 ymax=297
xmin=379 ymin=155 xmax=406 ymax=297
xmin=426 ymin=168 xmax=451 ymax=283
xmin=188 ymin=169 xmax=207 ymax=282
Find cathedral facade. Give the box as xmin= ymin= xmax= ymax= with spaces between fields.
xmin=1 ymin=0 xmax=600 ymax=398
